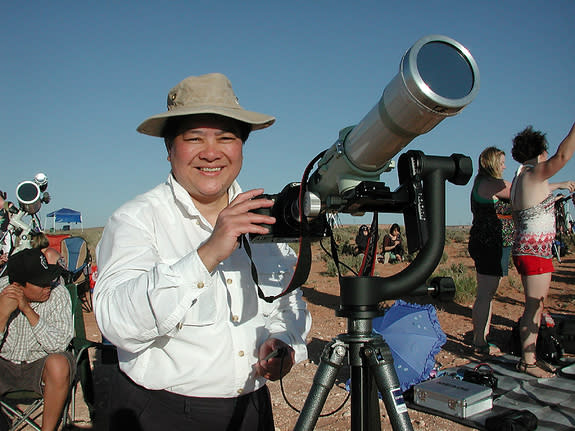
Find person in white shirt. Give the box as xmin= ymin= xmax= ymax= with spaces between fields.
xmin=93 ymin=73 xmax=311 ymax=430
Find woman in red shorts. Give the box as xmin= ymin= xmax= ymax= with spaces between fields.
xmin=511 ymin=122 xmax=575 ymax=378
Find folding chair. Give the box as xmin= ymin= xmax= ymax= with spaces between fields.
xmin=64 ymin=283 xmax=101 ymax=427
xmin=60 ymin=236 xmax=93 ymax=312
xmin=0 ymin=391 xmax=43 ymax=431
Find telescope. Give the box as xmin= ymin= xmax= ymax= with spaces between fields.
xmin=250 ymin=36 xmax=480 ymax=431
xmin=6 ymin=173 xmax=50 ymax=253
xmin=15 ymin=172 xmax=51 ymax=215
xmin=252 ymin=34 xmax=479 ymax=246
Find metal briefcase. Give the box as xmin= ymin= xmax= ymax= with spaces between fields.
xmin=413 ymin=375 xmax=492 ymax=418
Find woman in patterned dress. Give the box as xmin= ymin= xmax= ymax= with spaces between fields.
xmin=511 ymin=122 xmax=575 ymax=378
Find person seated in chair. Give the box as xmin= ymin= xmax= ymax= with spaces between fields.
xmin=0 ymin=248 xmax=74 ymax=431
xmin=354 ymin=224 xmax=371 ymax=256
xmin=379 ymin=223 xmax=404 ymax=264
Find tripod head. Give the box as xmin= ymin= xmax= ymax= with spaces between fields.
xmin=338 ymin=150 xmax=471 ymax=318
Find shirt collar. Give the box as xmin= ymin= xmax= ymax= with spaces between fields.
xmin=167 ymin=173 xmax=243 ymax=217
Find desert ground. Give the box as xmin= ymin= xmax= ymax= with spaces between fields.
xmin=44 ymin=226 xmax=575 ymax=430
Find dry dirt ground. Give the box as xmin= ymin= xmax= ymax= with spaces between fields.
xmin=65 ymin=235 xmax=575 ymax=431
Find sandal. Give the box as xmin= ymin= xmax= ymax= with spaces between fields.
xmin=473 ymin=343 xmax=503 ymax=357
xmin=516 ymin=360 xmax=555 ymax=378
xmin=536 ymin=359 xmax=558 ymax=373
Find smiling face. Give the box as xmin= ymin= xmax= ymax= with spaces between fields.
xmin=167 ymin=115 xmax=246 ymax=208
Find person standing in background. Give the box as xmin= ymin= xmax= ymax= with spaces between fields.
xmin=511 ymin=122 xmax=575 ymax=377
xmin=468 ymin=147 xmax=513 ymax=356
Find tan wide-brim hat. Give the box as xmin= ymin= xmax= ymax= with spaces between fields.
xmin=137 ymin=73 xmax=275 ymax=137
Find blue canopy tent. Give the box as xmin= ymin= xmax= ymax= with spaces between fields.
xmin=46 ymin=208 xmax=83 ymax=231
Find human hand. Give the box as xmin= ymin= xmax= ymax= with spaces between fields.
xmin=0 ymin=284 xmax=21 ymax=316
xmin=255 ymin=338 xmax=295 ymax=381
xmin=0 ymin=283 xmax=29 ymax=312
xmin=199 ymin=189 xmax=276 ymax=271
xmin=0 ymin=253 xmax=7 ymax=266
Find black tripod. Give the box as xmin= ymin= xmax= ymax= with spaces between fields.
xmin=294 ymin=275 xmax=455 ymax=431
xmin=295 ymin=276 xmax=415 ymax=431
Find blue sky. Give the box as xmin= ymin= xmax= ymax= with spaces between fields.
xmin=1 ymin=1 xmax=574 ymax=229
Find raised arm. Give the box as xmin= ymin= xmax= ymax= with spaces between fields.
xmin=534 ymin=121 xmax=575 ymax=181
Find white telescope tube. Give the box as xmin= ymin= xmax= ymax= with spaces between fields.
xmin=16 ymin=181 xmax=42 ymax=214
xmin=306 ymin=34 xmax=480 ymax=214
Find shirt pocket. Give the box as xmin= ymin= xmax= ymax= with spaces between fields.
xmin=181 ymin=284 xmax=219 ymax=326
xmin=252 ymin=254 xmax=294 ymax=297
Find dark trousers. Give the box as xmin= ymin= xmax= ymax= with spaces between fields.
xmin=101 ymin=369 xmax=275 ymax=431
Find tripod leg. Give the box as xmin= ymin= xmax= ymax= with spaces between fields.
xmin=349 ymin=342 xmax=381 ymax=431
xmin=294 ymin=340 xmax=347 ymax=431
xmin=364 ymin=340 xmax=414 ymax=431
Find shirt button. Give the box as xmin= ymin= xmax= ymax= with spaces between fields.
xmin=238 ymin=350 xmax=244 ymax=357
xmin=226 ymin=278 xmax=233 ymax=285
xmin=232 ymin=315 xmax=239 ymax=322
xmin=177 ymin=322 xmax=183 ymax=330
xmin=197 ymin=282 xmax=204 ymax=289
xmin=237 ymin=388 xmax=243 ymax=394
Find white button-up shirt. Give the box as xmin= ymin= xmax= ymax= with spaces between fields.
xmin=94 ymin=175 xmax=311 ymax=398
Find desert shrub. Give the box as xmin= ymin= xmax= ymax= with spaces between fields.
xmin=322 ymin=253 xmax=363 ymax=277
xmin=440 ymin=251 xmax=449 ymax=264
xmin=324 ymin=259 xmax=338 ymax=277
xmin=340 ymin=240 xmax=356 ymax=256
xmin=507 ymin=276 xmax=522 ymax=292
xmin=445 ymin=228 xmax=468 ymax=244
xmin=323 ymin=253 xmax=364 ymax=277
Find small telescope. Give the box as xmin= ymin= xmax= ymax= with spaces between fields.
xmin=15 ymin=173 xmax=51 ymax=215
xmin=7 ymin=173 xmax=50 ymax=253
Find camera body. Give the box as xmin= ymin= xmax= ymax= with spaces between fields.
xmin=249 ymin=183 xmax=330 ymax=243
xmin=458 ymin=365 xmax=498 ymax=390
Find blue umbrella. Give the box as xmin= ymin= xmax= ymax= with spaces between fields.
xmin=372 ymin=300 xmax=446 ymax=392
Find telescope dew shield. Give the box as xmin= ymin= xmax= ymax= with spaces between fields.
xmin=16 ymin=180 xmax=42 ymax=214
xmin=308 ymin=34 xmax=479 ymax=211
xmin=347 ymin=34 xmax=479 ymax=171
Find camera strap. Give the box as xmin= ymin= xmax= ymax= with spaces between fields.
xmin=243 ymin=151 xmax=326 ymax=303
xmin=357 ymin=213 xmax=379 ymax=276
xmin=239 ymin=233 xmax=312 ymax=303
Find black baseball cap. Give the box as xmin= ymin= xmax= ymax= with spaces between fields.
xmin=7 ymin=248 xmax=62 ymax=287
